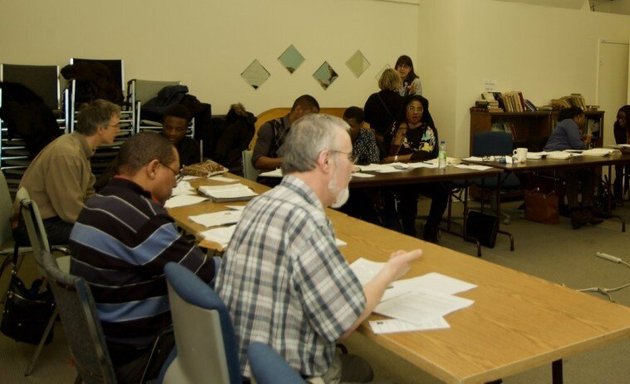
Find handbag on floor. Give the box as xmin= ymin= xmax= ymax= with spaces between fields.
xmin=524 ymin=188 xmax=559 ymax=224
xmin=1 ymin=271 xmax=55 ymax=345
xmin=465 ymin=211 xmax=499 ymax=248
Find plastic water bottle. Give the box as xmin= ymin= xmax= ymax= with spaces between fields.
xmin=438 ymin=140 xmax=447 ymax=168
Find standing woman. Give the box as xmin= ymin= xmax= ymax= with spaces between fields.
xmin=364 ymin=68 xmax=404 ymax=159
xmin=395 ymin=55 xmax=423 ymax=96
xmin=382 ymin=95 xmax=450 ymax=242
xmin=613 ymin=105 xmax=630 ymax=202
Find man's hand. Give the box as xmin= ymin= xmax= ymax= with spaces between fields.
xmin=384 ymin=249 xmax=423 ymax=282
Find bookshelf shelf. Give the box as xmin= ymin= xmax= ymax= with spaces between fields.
xmin=470 ymin=109 xmax=604 ymax=152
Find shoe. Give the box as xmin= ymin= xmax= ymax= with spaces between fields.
xmin=571 ymin=209 xmax=584 ymax=229
xmin=571 ymin=208 xmax=589 ymax=229
xmin=583 ymin=209 xmax=604 ymax=225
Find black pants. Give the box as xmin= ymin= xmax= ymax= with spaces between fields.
xmin=108 ymin=331 xmax=175 ymax=384
xmin=383 ymin=183 xmax=451 ymax=242
xmin=13 ymin=216 xmax=73 ymax=247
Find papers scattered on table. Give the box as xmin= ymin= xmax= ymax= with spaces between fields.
xmin=164 ymin=194 xmax=208 ymax=208
xmin=374 ymin=290 xmax=474 ymax=331
xmin=198 ymin=183 xmax=258 ymax=202
xmin=259 ymin=168 xmax=283 ymax=178
xmin=189 ymin=209 xmax=242 ymax=227
xmin=349 ymin=258 xmax=477 ymax=334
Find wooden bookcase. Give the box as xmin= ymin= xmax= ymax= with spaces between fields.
xmin=469 ymin=109 xmax=605 ymax=153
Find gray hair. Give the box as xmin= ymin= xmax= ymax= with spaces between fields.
xmin=76 ymin=99 xmax=121 ymax=135
xmin=281 ymin=114 xmax=349 ymax=174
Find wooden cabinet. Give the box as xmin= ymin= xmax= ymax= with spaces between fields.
xmin=469 ymin=109 xmax=605 ymax=153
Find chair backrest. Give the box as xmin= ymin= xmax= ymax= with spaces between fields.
xmin=241 ymin=150 xmax=260 ymax=181
xmin=247 ymin=342 xmax=305 ymax=384
xmin=129 ymin=79 xmax=181 ymax=105
xmin=39 ymin=249 xmax=117 ymax=384
xmin=472 ymin=131 xmax=514 ymax=157
xmin=0 ymin=169 xmax=13 ymax=247
xmin=163 ymin=262 xmax=241 ymax=384
xmin=16 ymin=187 xmax=50 ymax=261
xmin=1 ymin=64 xmax=60 ymax=110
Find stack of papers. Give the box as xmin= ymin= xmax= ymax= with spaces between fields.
xmin=190 ymin=209 xmax=242 ymax=227
xmin=198 ymin=183 xmax=258 ymax=202
xmin=350 ymin=258 xmax=476 ymax=334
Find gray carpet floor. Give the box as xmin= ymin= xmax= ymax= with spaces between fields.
xmin=2 ymin=200 xmax=630 ymax=383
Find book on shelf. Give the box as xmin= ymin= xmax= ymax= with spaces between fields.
xmin=523 ymin=99 xmax=537 ymax=112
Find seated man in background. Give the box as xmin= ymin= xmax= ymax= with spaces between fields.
xmin=252 ymin=94 xmax=319 ymax=171
xmin=69 ymin=132 xmax=218 ymax=383
xmin=161 ymin=104 xmax=201 ymax=166
xmin=15 ymin=99 xmax=121 ymax=245
xmin=217 ymin=114 xmax=422 ymax=382
xmin=544 ymin=107 xmax=603 ymax=229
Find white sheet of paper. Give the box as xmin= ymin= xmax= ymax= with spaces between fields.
xmin=375 ymin=290 xmax=474 ymax=325
xmin=407 ymin=162 xmax=435 ymax=169
xmin=189 ymin=210 xmax=242 ymax=227
xmin=171 ymin=181 xmax=196 ymax=196
xmin=349 ymin=258 xmax=385 ymax=285
xmin=198 ymin=184 xmax=258 ymax=200
xmin=455 ymin=164 xmax=492 ymax=171
xmin=380 ymin=272 xmax=476 ymax=302
xmin=259 ymin=169 xmax=283 ymax=178
xmin=164 ymin=194 xmax=208 ymax=208
xmin=395 ymin=272 xmax=477 ymax=295
xmin=335 ymin=238 xmax=347 ymax=248
xmin=352 ymin=172 xmax=375 ymax=178
xmin=463 ymin=156 xmax=484 ymax=162
xmin=370 ymin=317 xmax=450 ymax=334
xmin=208 ymin=175 xmax=238 ymax=183
xmin=200 ymin=225 xmax=237 ymax=247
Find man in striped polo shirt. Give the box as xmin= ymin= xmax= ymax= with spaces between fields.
xmin=69 ymin=132 xmax=218 ymax=383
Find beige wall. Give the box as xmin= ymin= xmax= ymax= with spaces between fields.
xmin=420 ymin=0 xmax=630 ymax=156
xmin=5 ymin=0 xmax=630 ymax=156
xmin=0 ymin=0 xmax=418 ymax=115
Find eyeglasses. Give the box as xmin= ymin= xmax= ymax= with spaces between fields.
xmin=407 ymin=106 xmax=423 ymax=112
xmin=160 ymin=162 xmax=183 ymax=181
xmin=331 ymin=150 xmax=357 ymax=164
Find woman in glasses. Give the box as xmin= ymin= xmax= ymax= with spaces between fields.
xmin=381 ymin=95 xmax=450 ymax=243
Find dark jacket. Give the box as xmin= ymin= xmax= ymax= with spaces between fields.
xmin=0 ymin=82 xmax=61 ymax=158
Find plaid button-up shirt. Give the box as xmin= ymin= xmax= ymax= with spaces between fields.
xmin=216 ymin=175 xmax=366 ymax=378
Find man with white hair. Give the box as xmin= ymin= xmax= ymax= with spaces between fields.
xmin=217 ymin=113 xmax=422 ymax=383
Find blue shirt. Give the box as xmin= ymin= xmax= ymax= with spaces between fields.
xmin=544 ymin=118 xmax=586 ymax=151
